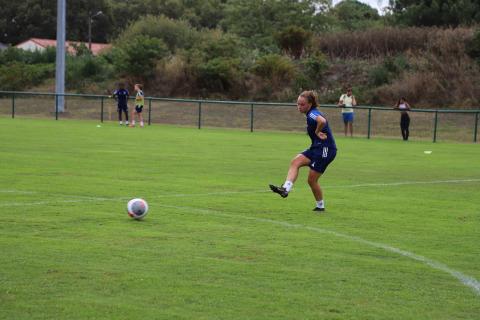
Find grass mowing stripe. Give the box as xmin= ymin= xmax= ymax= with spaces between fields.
xmin=3 ymin=178 xmax=479 ymax=207
xmin=160 ymin=203 xmax=480 ymax=296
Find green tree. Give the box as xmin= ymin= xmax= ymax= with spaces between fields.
xmin=0 ymin=0 xmax=56 ymax=44
xmin=331 ymin=0 xmax=380 ymax=30
xmin=180 ymin=0 xmax=227 ymax=29
xmin=107 ymin=0 xmax=184 ymax=33
xmin=0 ymin=0 xmax=111 ymax=45
xmin=66 ymin=0 xmax=112 ymax=43
xmin=116 ymin=15 xmax=197 ymax=53
xmin=114 ymin=35 xmax=168 ymax=77
xmin=221 ymin=0 xmax=327 ymax=51
xmin=389 ymin=0 xmax=480 ymax=27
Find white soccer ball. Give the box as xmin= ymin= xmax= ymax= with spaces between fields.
xmin=127 ymin=198 xmax=149 ymax=220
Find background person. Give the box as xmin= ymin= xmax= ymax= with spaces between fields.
xmin=338 ymin=87 xmax=356 ymax=137
xmin=130 ymin=84 xmax=145 ymax=127
xmin=269 ymin=91 xmax=337 ymax=212
xmin=112 ymin=83 xmax=129 ymax=126
xmin=394 ymin=97 xmax=411 ymax=141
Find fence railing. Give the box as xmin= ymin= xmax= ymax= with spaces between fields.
xmin=1 ymin=91 xmax=479 ymax=143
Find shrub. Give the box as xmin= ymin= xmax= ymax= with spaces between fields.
xmin=196 ymin=57 xmax=243 ymax=93
xmin=252 ymin=54 xmax=296 ymax=88
xmin=275 ymin=26 xmax=311 ymax=59
xmin=66 ymin=55 xmax=114 ymax=89
xmin=0 ymin=47 xmax=57 ymax=65
xmin=466 ymin=29 xmax=480 ymax=63
xmin=153 ymin=54 xmax=191 ymax=96
xmin=113 ymin=35 xmax=169 ymax=77
xmin=302 ymin=53 xmax=328 ymax=82
xmin=369 ymin=65 xmax=390 ymax=86
xmin=0 ymin=63 xmax=54 ymax=91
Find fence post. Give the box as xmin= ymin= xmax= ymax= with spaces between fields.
xmin=11 ymin=93 xmax=15 ymax=119
xmin=198 ymin=102 xmax=202 ymax=129
xmin=148 ymin=99 xmax=152 ymax=126
xmin=100 ymin=97 xmax=104 ymax=123
xmin=474 ymin=112 xmax=479 ymax=143
xmin=433 ymin=111 xmax=438 ymax=143
xmin=250 ymin=103 xmax=254 ymax=132
xmin=55 ymin=94 xmax=59 ymax=120
xmin=367 ymin=107 xmax=372 ymax=139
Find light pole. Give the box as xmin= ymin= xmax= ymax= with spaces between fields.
xmin=55 ymin=0 xmax=66 ymax=113
xmin=88 ymin=11 xmax=103 ymax=51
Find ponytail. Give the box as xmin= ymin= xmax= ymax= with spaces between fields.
xmin=299 ymin=90 xmax=318 ymax=108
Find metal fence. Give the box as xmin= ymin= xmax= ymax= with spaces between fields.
xmin=0 ymin=91 xmax=479 ymax=143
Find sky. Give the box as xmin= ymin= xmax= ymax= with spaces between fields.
xmin=332 ymin=0 xmax=389 ymax=13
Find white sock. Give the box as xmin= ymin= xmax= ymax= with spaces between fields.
xmin=316 ymin=200 xmax=324 ymax=209
xmin=119 ymin=121 xmax=123 ymax=125
xmin=126 ymin=121 xmax=129 ymax=125
xmin=140 ymin=121 xmax=144 ymax=127
xmin=282 ymin=180 xmax=293 ymax=192
xmin=132 ymin=120 xmax=136 ymax=125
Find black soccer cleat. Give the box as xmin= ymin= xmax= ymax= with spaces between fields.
xmin=269 ymin=184 xmax=288 ymax=198
xmin=313 ymin=207 xmax=325 ymax=212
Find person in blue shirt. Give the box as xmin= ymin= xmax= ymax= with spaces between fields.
xmin=112 ymin=83 xmax=129 ymax=125
xmin=270 ymin=91 xmax=337 ymax=212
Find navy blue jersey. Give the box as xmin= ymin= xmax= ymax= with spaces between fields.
xmin=113 ymin=89 xmax=129 ymax=106
xmin=306 ymin=107 xmax=336 ymax=150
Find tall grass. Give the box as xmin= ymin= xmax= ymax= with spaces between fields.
xmin=315 ymin=27 xmax=474 ymax=59
xmin=314 ymin=27 xmax=480 ymax=108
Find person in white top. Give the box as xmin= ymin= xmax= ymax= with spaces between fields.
xmin=394 ymin=97 xmax=411 ymax=141
xmin=337 ymin=87 xmax=357 ymax=137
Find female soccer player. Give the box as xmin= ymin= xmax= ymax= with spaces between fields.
xmin=270 ymin=91 xmax=337 ymax=212
xmin=130 ymin=84 xmax=145 ymax=127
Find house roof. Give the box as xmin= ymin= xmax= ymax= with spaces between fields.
xmin=16 ymin=38 xmax=111 ymax=55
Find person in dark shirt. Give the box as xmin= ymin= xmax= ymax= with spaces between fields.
xmin=270 ymin=91 xmax=337 ymax=212
xmin=112 ymin=83 xmax=129 ymax=125
xmin=394 ymin=97 xmax=411 ymax=141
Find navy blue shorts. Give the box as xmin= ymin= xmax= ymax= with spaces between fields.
xmin=118 ymin=105 xmax=128 ymax=112
xmin=135 ymin=106 xmax=143 ymax=113
xmin=301 ymin=147 xmax=337 ymax=173
xmin=342 ymin=112 xmax=354 ymax=123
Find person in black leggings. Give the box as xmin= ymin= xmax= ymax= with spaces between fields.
xmin=394 ymin=97 xmax=411 ymax=141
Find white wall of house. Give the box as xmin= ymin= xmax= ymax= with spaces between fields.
xmin=16 ymin=41 xmax=46 ymax=52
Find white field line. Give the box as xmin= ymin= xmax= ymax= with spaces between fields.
xmin=1 ymin=178 xmax=480 ymax=206
xmin=160 ymin=203 xmax=480 ymax=296
xmin=0 ymin=190 xmax=37 ymax=194
xmin=327 ymin=178 xmax=480 ymax=189
xmin=1 ymin=179 xmax=480 ymax=295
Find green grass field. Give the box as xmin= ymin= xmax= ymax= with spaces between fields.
xmin=1 ymin=118 xmax=479 ymax=319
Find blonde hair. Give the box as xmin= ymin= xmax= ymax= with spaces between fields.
xmin=299 ymin=90 xmax=318 ymax=108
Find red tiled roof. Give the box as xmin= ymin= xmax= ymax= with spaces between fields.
xmin=16 ymin=38 xmax=111 ymax=55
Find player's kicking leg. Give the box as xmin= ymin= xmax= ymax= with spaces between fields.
xmin=270 ymin=154 xmax=310 ymax=198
